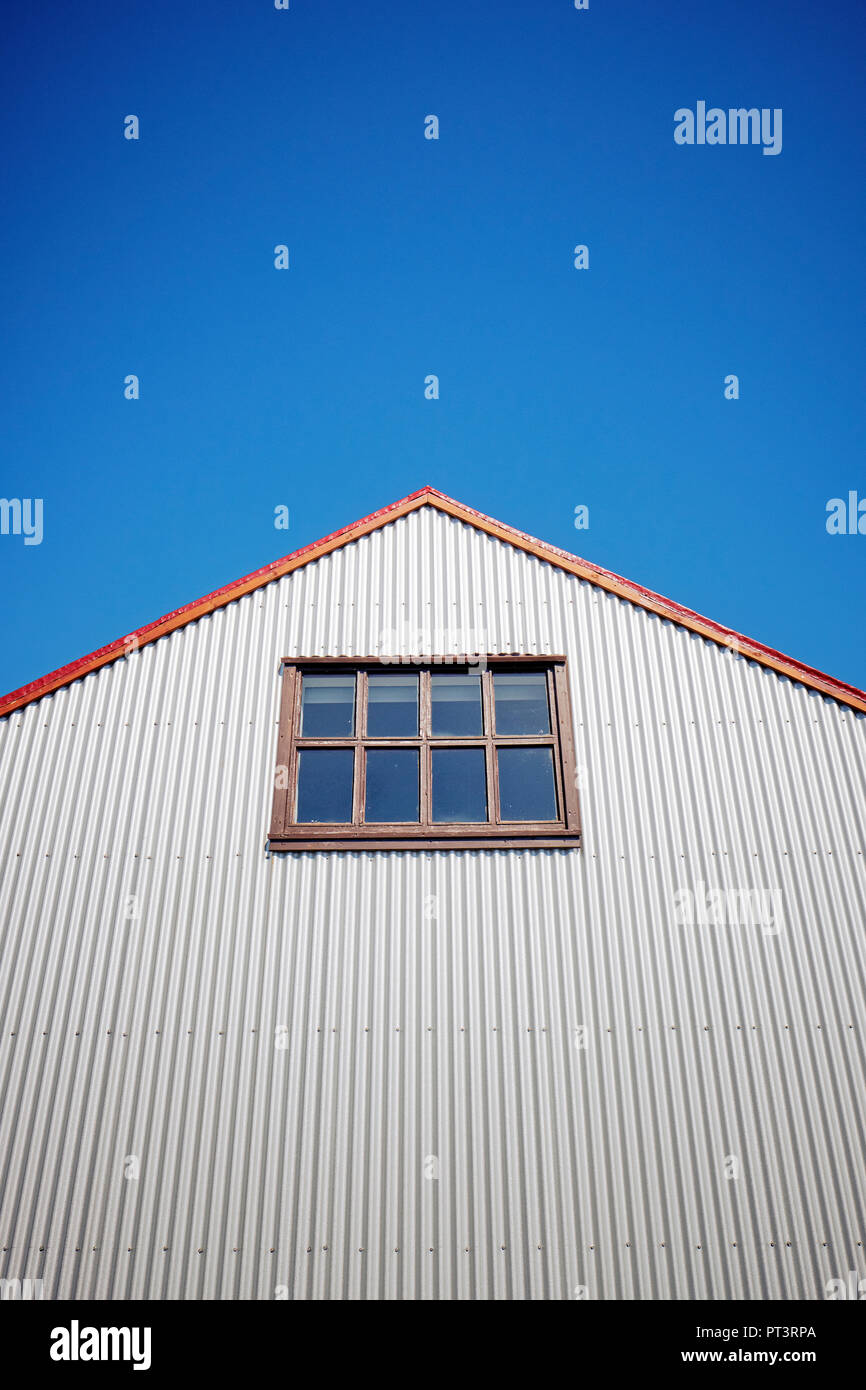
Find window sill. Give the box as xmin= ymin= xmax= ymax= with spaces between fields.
xmin=268 ymin=830 xmax=582 ymax=852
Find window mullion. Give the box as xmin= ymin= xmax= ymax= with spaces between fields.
xmin=420 ymin=669 xmax=430 ymax=828
xmin=421 ymin=738 xmax=431 ymax=828
xmin=486 ymin=740 xmax=499 ymax=825
xmin=482 ymin=666 xmax=495 ymax=736
xmin=354 ymin=744 xmax=364 ymax=825
xmin=358 ymin=670 xmax=368 ymax=739
xmin=483 ymin=668 xmax=497 ymax=823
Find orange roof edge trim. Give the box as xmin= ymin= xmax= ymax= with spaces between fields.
xmin=1 ymin=484 xmax=865 ymax=717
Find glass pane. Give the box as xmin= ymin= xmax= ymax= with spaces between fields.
xmin=367 ymin=673 xmax=419 ymax=737
xmin=296 ymin=749 xmax=354 ymax=822
xmin=365 ymin=749 xmax=419 ymax=823
xmin=431 ymin=673 xmax=483 ymax=736
xmin=497 ymin=747 xmax=557 ymax=822
xmin=493 ymin=672 xmax=550 ymax=735
xmin=432 ymin=748 xmax=487 ymax=823
xmin=300 ymin=673 xmax=355 ymax=736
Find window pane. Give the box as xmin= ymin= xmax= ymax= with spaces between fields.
xmin=432 ymin=748 xmax=487 ymax=823
xmin=431 ymin=673 xmax=483 ymax=736
xmin=497 ymin=747 xmax=557 ymax=821
xmin=300 ymin=674 xmax=355 ymax=736
xmin=365 ymin=749 xmax=419 ymax=823
xmin=493 ymin=672 xmax=550 ymax=735
xmin=367 ymin=673 xmax=419 ymax=737
xmin=296 ymin=749 xmax=354 ymax=822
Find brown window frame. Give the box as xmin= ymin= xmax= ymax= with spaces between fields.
xmin=268 ymin=656 xmax=581 ymax=851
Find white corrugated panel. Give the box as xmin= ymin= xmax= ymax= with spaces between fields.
xmin=1 ymin=504 xmax=864 ymax=1299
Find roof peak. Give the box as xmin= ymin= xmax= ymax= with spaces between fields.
xmin=2 ymin=487 xmax=864 ymax=717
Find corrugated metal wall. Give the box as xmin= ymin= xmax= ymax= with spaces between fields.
xmin=1 ymin=504 xmax=864 ymax=1299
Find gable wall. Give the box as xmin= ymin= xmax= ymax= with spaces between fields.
xmin=1 ymin=505 xmax=864 ymax=1299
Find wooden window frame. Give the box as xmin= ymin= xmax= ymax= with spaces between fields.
xmin=268 ymin=656 xmax=581 ymax=851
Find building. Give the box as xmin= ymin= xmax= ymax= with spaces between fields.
xmin=1 ymin=486 xmax=864 ymax=1300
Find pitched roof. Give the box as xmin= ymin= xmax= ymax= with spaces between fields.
xmin=2 ymin=485 xmax=864 ymax=716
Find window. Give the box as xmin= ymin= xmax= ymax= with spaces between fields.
xmin=268 ymin=658 xmax=581 ymax=850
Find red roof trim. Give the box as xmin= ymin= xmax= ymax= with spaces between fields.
xmin=2 ymin=485 xmax=864 ymax=717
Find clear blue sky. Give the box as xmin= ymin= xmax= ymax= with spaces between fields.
xmin=2 ymin=0 xmax=864 ymax=695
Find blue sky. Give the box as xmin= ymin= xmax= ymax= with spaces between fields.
xmin=2 ymin=0 xmax=864 ymax=695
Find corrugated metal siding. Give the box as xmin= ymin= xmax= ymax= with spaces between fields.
xmin=1 ymin=504 xmax=865 ymax=1299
